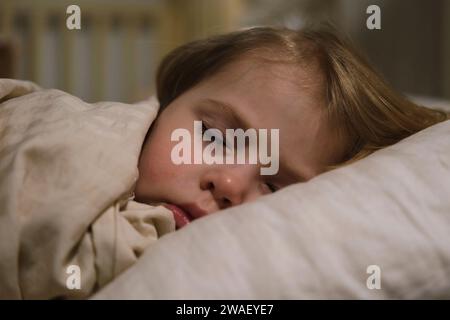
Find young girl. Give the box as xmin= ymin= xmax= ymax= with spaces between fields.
xmin=1 ymin=25 xmax=447 ymax=300
xmin=134 ymin=25 xmax=449 ymax=229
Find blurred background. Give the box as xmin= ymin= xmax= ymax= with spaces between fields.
xmin=0 ymin=0 xmax=449 ymax=103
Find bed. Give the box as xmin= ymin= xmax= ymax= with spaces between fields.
xmin=93 ymin=98 xmax=450 ymax=299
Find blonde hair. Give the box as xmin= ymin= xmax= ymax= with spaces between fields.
xmin=156 ymin=25 xmax=449 ymax=169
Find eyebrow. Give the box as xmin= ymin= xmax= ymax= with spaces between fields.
xmin=199 ymin=98 xmax=251 ymax=130
xmin=199 ymin=98 xmax=311 ymax=182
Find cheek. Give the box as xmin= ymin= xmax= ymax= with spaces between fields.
xmin=140 ymin=138 xmax=179 ymax=184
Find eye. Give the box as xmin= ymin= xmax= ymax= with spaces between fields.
xmin=202 ymin=121 xmax=228 ymax=148
xmin=201 ymin=121 xmax=209 ymax=134
xmin=265 ymin=182 xmax=279 ymax=193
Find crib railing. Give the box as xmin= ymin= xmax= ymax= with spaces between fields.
xmin=0 ymin=0 xmax=173 ymax=102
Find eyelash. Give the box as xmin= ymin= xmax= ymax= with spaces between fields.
xmin=265 ymin=183 xmax=278 ymax=193
xmin=202 ymin=121 xmax=228 ymax=147
xmin=202 ymin=121 xmax=280 ymax=193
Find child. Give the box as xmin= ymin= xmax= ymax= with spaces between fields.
xmin=0 ymin=25 xmax=447 ymax=300
xmin=134 ymin=25 xmax=448 ymax=229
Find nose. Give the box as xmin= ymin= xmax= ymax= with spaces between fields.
xmin=200 ymin=165 xmax=260 ymax=209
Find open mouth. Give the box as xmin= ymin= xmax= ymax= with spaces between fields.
xmin=164 ymin=204 xmax=194 ymax=229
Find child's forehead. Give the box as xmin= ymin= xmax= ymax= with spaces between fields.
xmin=204 ymin=53 xmax=324 ymax=97
xmin=191 ymin=57 xmax=329 ymax=137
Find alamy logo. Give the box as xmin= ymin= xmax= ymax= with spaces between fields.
xmin=66 ymin=264 xmax=81 ymax=290
xmin=366 ymin=5 xmax=381 ymax=30
xmin=66 ymin=5 xmax=81 ymax=30
xmin=171 ymin=121 xmax=279 ymax=175
xmin=366 ymin=265 xmax=381 ymax=290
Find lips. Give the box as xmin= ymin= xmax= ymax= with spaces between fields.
xmin=164 ymin=204 xmax=194 ymax=229
xmin=181 ymin=203 xmax=208 ymax=219
xmin=163 ymin=203 xmax=208 ymax=229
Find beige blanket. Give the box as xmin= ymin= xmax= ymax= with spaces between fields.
xmin=0 ymin=79 xmax=175 ymax=299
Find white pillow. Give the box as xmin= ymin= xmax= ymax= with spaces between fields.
xmin=93 ymin=118 xmax=450 ymax=299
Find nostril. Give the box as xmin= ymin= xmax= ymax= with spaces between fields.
xmin=208 ymin=182 xmax=215 ymax=191
xmin=222 ymin=197 xmax=232 ymax=207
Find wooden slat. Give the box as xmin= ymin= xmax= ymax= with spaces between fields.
xmin=30 ymin=9 xmax=45 ymax=83
xmin=0 ymin=0 xmax=14 ymax=38
xmin=60 ymin=13 xmax=75 ymax=93
xmin=444 ymin=1 xmax=450 ymax=99
xmin=124 ymin=14 xmax=138 ymax=102
xmin=92 ymin=13 xmax=107 ymax=101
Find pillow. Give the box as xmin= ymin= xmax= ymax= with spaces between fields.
xmin=93 ymin=118 xmax=450 ymax=299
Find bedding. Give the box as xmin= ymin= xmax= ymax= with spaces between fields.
xmin=0 ymin=79 xmax=175 ymax=299
xmin=1 ymin=77 xmax=449 ymax=299
xmin=94 ymin=115 xmax=450 ymax=299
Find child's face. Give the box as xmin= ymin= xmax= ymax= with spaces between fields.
xmin=135 ymin=55 xmax=346 ymax=228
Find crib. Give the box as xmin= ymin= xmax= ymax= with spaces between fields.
xmin=0 ymin=0 xmax=242 ymax=103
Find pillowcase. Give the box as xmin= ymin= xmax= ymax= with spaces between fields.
xmin=93 ymin=117 xmax=450 ymax=299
